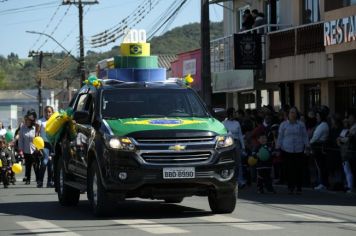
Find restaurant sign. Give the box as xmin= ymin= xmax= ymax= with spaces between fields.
xmin=324 ymin=15 xmax=356 ymax=46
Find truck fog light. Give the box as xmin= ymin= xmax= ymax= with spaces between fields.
xmin=221 ymin=169 xmax=230 ymax=179
xmin=119 ymin=172 xmax=127 ymax=180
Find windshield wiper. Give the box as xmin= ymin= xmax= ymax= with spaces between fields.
xmin=139 ymin=114 xmax=165 ymax=118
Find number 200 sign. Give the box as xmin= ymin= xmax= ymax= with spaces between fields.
xmin=123 ymin=29 xmax=147 ymax=43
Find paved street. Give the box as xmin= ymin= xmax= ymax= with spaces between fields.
xmin=0 ymin=175 xmax=355 ymax=236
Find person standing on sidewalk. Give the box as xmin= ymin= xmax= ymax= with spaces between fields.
xmin=311 ymin=106 xmax=330 ymax=191
xmin=338 ymin=118 xmax=354 ymax=193
xmin=223 ymin=107 xmax=246 ymax=189
xmin=36 ymin=106 xmax=54 ymax=188
xmin=342 ymin=110 xmax=356 ymax=192
xmin=18 ymin=110 xmax=38 ymax=185
xmin=276 ymin=107 xmax=310 ymax=194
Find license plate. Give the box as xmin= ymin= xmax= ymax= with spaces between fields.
xmin=163 ymin=167 xmax=195 ymax=179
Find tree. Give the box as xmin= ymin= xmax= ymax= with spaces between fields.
xmin=0 ymin=69 xmax=7 ymax=88
xmin=7 ymin=52 xmax=19 ymax=65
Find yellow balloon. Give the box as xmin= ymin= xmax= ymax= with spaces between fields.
xmin=185 ymin=74 xmax=194 ymax=84
xmin=33 ymin=137 xmax=45 ymax=150
xmin=12 ymin=163 xmax=22 ymax=174
xmin=248 ymin=156 xmax=258 ymax=166
xmin=0 ymin=159 xmax=2 ymax=168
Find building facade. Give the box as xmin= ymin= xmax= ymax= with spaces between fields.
xmin=213 ymin=0 xmax=356 ymax=115
xmin=211 ymin=0 xmax=284 ymax=110
xmin=265 ymin=0 xmax=356 ymax=115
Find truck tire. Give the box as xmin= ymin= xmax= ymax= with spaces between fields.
xmin=87 ymin=161 xmax=115 ymax=216
xmin=208 ymin=188 xmax=237 ymax=214
xmin=164 ymin=197 xmax=184 ymax=204
xmin=55 ymin=158 xmax=80 ymax=206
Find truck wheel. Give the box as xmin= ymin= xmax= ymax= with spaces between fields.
xmin=55 ymin=158 xmax=80 ymax=206
xmin=208 ymin=188 xmax=237 ymax=214
xmin=87 ymin=161 xmax=114 ymax=216
xmin=164 ymin=197 xmax=184 ymax=204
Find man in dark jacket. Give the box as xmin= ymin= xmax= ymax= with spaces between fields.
xmin=242 ymin=9 xmax=254 ymax=31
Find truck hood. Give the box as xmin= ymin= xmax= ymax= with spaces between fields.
xmin=104 ymin=117 xmax=227 ymax=137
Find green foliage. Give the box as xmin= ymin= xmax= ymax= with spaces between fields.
xmin=0 ymin=22 xmax=222 ymax=89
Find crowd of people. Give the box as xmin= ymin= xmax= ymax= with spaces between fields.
xmin=0 ymin=106 xmax=54 ymax=189
xmin=222 ymin=105 xmax=356 ymax=194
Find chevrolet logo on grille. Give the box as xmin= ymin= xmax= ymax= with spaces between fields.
xmin=168 ymin=144 xmax=186 ymax=151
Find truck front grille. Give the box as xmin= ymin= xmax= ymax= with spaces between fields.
xmin=141 ymin=151 xmax=212 ymax=164
xmin=135 ymin=137 xmax=215 ymax=144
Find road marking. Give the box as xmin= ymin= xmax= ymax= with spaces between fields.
xmin=199 ymin=215 xmax=282 ymax=230
xmin=113 ymin=219 xmax=189 ymax=234
xmin=286 ymin=213 xmax=356 ymax=228
xmin=17 ymin=220 xmax=80 ymax=236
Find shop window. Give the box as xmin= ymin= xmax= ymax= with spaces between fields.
xmin=303 ymin=0 xmax=320 ymax=24
xmin=265 ymin=0 xmax=280 ymax=25
xmin=304 ymin=84 xmax=321 ymax=113
xmin=273 ymin=91 xmax=281 ymax=110
xmin=261 ymin=90 xmax=269 ymax=106
xmin=335 ymin=81 xmax=356 ymax=115
xmin=325 ymin=0 xmax=356 ymax=11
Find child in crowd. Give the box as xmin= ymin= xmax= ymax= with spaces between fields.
xmin=253 ymin=132 xmax=276 ymax=194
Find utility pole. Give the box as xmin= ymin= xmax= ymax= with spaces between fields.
xmin=201 ymin=0 xmax=212 ymax=108
xmin=62 ymin=0 xmax=98 ymax=85
xmin=29 ymin=50 xmax=52 ymax=117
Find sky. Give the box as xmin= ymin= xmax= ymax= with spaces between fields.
xmin=0 ymin=0 xmax=223 ymax=59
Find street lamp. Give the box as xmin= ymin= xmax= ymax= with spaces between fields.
xmin=26 ymin=30 xmax=80 ymax=117
xmin=25 ymin=30 xmax=80 ymax=63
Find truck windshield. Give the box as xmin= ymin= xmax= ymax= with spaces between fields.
xmin=101 ymin=88 xmax=210 ymax=119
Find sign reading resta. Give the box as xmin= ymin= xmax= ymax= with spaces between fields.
xmin=324 ymin=15 xmax=356 ymax=46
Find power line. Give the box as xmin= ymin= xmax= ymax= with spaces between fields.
xmin=0 ymin=1 xmax=58 ymax=15
xmin=91 ymin=0 xmax=148 ymax=38
xmin=53 ymin=5 xmax=92 ymax=52
xmin=147 ymin=0 xmax=188 ymax=40
xmin=29 ymin=3 xmax=62 ymax=51
xmin=90 ymin=0 xmax=161 ymax=48
xmin=37 ymin=4 xmax=72 ymax=51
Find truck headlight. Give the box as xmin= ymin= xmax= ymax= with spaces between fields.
xmin=216 ymin=136 xmax=234 ymax=149
xmin=107 ymin=137 xmax=135 ymax=151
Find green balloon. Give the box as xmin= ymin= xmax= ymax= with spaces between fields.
xmin=5 ymin=131 xmax=13 ymax=143
xmin=257 ymin=146 xmax=270 ymax=161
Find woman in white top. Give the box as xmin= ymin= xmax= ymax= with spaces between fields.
xmin=223 ymin=107 xmax=246 ymax=188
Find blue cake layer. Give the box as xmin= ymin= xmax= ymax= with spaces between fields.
xmin=106 ymin=68 xmax=166 ymax=82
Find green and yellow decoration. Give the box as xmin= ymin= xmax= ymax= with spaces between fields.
xmin=45 ymin=108 xmax=74 ymax=144
xmin=184 ymin=74 xmax=194 ymax=87
xmin=83 ymin=75 xmax=101 ymax=88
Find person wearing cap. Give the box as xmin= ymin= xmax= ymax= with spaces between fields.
xmin=311 ymin=106 xmax=330 ymax=191
xmin=18 ymin=111 xmax=38 ymax=185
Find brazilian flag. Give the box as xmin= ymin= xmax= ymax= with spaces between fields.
xmin=130 ymin=45 xmax=142 ymax=55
